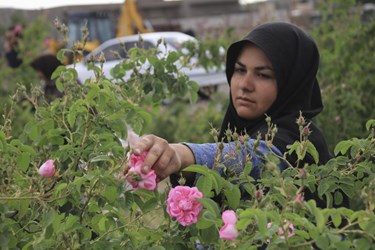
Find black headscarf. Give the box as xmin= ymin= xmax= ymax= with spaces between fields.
xmin=219 ymin=22 xmax=331 ymax=165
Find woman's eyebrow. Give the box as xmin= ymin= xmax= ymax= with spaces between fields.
xmin=235 ymin=61 xmax=273 ymax=71
xmin=235 ymin=61 xmax=246 ymax=68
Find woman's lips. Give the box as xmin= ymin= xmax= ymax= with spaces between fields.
xmin=237 ymin=96 xmax=255 ymax=104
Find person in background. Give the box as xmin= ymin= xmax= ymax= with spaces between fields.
xmin=3 ymin=25 xmax=23 ymax=68
xmin=30 ymin=54 xmax=63 ymax=103
xmin=131 ymin=22 xmax=333 ymax=205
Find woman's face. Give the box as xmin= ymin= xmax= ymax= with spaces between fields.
xmin=230 ymin=43 xmax=277 ymax=120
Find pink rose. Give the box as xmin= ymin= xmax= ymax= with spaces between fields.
xmin=167 ymin=186 xmax=203 ymax=226
xmin=126 ymin=151 xmax=157 ymax=191
xmin=294 ymin=192 xmax=304 ymax=206
xmin=38 ymin=160 xmax=56 ymax=177
xmin=219 ymin=210 xmax=238 ymax=240
xmin=129 ymin=151 xmax=147 ymax=168
xmin=267 ymin=221 xmax=295 ymax=242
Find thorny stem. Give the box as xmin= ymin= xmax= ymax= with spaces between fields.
xmin=90 ymin=204 xmax=162 ymax=244
xmin=290 ymin=239 xmax=316 ymax=248
xmin=80 ymin=104 xmax=91 ymax=147
xmin=0 ymin=195 xmax=68 ymax=202
xmin=342 ymin=230 xmax=375 ymax=241
xmin=79 ymin=178 xmax=99 ymax=222
xmin=61 ymin=96 xmax=74 ymax=143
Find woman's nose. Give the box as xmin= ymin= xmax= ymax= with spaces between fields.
xmin=239 ymin=72 xmax=255 ymax=92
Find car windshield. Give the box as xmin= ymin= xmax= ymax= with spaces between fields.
xmin=86 ymin=33 xmax=197 ymax=63
xmin=164 ymin=36 xmax=195 ymax=50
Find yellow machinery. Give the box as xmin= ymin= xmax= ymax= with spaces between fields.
xmin=117 ymin=0 xmax=152 ymax=37
xmin=48 ymin=0 xmax=152 ymax=59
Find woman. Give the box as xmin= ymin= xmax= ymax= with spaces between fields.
xmin=4 ymin=25 xmax=23 ymax=68
xmin=132 ymin=22 xmax=331 ymax=186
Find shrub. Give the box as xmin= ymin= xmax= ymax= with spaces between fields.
xmin=0 ymin=2 xmax=374 ymax=248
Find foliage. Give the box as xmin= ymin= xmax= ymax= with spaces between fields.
xmin=144 ymin=93 xmax=227 ymax=143
xmin=0 ymin=2 xmax=374 ymax=248
xmin=0 ymin=15 xmax=53 ymax=137
xmin=0 ymin=29 xmax=199 ymax=249
xmin=312 ymin=0 xmax=375 ymax=149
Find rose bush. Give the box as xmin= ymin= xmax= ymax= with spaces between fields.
xmin=0 ymin=1 xmax=374 ymax=248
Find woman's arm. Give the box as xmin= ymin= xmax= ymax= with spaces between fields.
xmin=132 ymin=134 xmax=286 ymax=182
xmin=132 ymin=135 xmax=195 ymax=180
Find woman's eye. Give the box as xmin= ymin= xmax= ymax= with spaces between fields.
xmin=234 ymin=67 xmax=246 ymax=73
xmin=257 ymin=73 xmax=271 ymax=79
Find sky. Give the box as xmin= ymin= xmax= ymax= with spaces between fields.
xmin=0 ymin=0 xmax=266 ymax=10
xmin=0 ymin=0 xmax=125 ymax=10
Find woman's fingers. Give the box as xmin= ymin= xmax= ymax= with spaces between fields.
xmin=141 ymin=135 xmax=167 ymax=166
xmin=132 ymin=135 xmax=155 ymax=154
xmin=132 ymin=135 xmax=181 ymax=179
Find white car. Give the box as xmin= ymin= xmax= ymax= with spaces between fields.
xmin=69 ymin=32 xmax=227 ymax=92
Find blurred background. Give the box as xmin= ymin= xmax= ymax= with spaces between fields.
xmin=0 ymin=0 xmax=374 ymax=150
xmin=2 ymin=0 xmax=373 ymax=53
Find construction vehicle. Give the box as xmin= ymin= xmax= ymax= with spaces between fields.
xmin=116 ymin=0 xmax=152 ymax=37
xmin=49 ymin=0 xmax=152 ymax=56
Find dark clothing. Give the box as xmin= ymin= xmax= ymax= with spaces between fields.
xmin=30 ymin=54 xmax=63 ymax=103
xmin=5 ymin=49 xmax=22 ymax=68
xmin=219 ymin=22 xmax=331 ymax=166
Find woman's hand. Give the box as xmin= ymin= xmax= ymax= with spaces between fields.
xmin=132 ymin=134 xmax=195 ymax=180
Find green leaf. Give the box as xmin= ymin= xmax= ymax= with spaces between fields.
xmin=304 ymin=200 xmax=325 ymax=232
xmin=223 ymin=182 xmax=241 ymax=210
xmin=364 ymin=218 xmax=375 ymax=233
xmin=210 ymin=170 xmax=224 ymax=195
xmin=334 ymin=140 xmax=352 ymax=156
xmin=124 ymin=191 xmax=135 ymax=210
xmin=65 ymin=215 xmax=80 ymax=231
xmin=196 ymin=175 xmax=212 ymax=197
xmin=295 ymin=230 xmax=310 ymax=239
xmin=51 ymin=65 xmax=65 ymax=80
xmin=198 ymin=197 xmax=220 ymax=217
xmin=56 ymin=49 xmax=71 ymax=64
xmin=199 ymin=225 xmax=218 ymax=244
xmin=44 ymin=224 xmax=54 ymax=239
xmin=286 ymin=141 xmax=299 ymax=155
xmin=0 ymin=131 xmax=6 ymax=152
xmin=54 ymin=183 xmax=68 ymax=196
xmin=141 ymin=197 xmax=158 ymax=213
xmin=331 ymin=211 xmax=342 ymax=228
xmin=195 ymin=210 xmax=217 ymax=229
xmin=17 ymin=152 xmax=30 ymax=172
xmin=354 ymin=238 xmax=372 ymax=250
xmin=183 ymin=165 xmax=210 ymax=176
xmin=56 ymin=79 xmax=64 ymax=92
xmin=365 ymin=119 xmax=375 ymax=131
xmin=306 ymin=141 xmax=319 ymax=164
xmin=254 ymin=210 xmax=267 ymax=237
xmin=67 ymin=99 xmax=86 ymax=127
xmin=316 ymin=235 xmax=330 ymax=249
xmin=314 ymin=208 xmax=325 ymax=233
xmin=243 ymin=162 xmax=253 ymax=176
xmin=98 ymin=216 xmax=108 ymax=232
xmin=90 ymin=155 xmax=112 ymax=163
xmin=24 ymin=121 xmax=39 ymax=141
xmin=101 ymin=186 xmax=118 ymax=203
xmin=334 ymin=191 xmax=343 ymax=206
xmin=167 ymin=51 xmax=180 ymax=63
